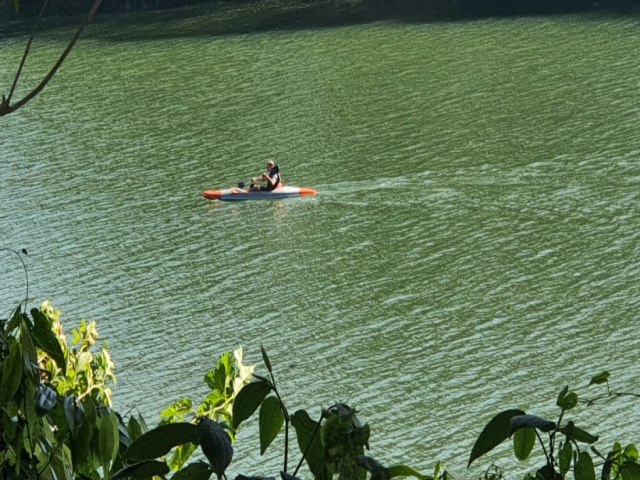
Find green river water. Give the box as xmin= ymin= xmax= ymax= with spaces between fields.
xmin=1 ymin=9 xmax=640 ymax=477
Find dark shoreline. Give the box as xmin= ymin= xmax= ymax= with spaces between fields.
xmin=1 ymin=0 xmax=638 ymax=40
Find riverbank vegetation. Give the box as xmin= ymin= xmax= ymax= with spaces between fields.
xmin=3 ymin=0 xmax=640 ymax=26
xmin=2 ymin=249 xmax=640 ymax=479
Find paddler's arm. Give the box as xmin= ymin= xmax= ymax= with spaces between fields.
xmin=251 ymin=173 xmax=267 ymax=184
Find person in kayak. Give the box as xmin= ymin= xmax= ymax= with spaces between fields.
xmin=250 ymin=160 xmax=281 ymax=191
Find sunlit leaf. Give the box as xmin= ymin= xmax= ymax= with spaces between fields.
xmin=124 ymin=422 xmax=199 ymax=462
xmin=624 ymin=445 xmax=639 ymax=463
xmin=468 ymin=409 xmax=525 ymax=468
xmin=232 ymin=380 xmax=271 ymax=429
xmin=259 ymin=395 xmax=284 ymax=455
xmin=513 ymin=428 xmax=536 ymax=461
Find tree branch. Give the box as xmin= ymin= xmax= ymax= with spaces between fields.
xmin=0 ymin=0 xmax=104 ymax=116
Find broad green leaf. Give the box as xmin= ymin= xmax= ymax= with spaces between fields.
xmin=559 ymin=442 xmax=572 ymax=475
xmin=111 ymin=460 xmax=170 ymax=480
xmin=232 ymin=380 xmax=271 ymax=429
xmin=124 ymin=422 xmax=199 ymax=462
xmin=260 ymin=345 xmax=273 ymax=373
xmin=513 ymin=428 xmax=536 ymax=461
xmin=74 ymin=418 xmax=94 ymax=474
xmin=30 ymin=308 xmax=66 ymax=374
xmin=621 ymin=462 xmax=640 ymax=480
xmin=291 ymin=409 xmax=330 ymax=480
xmin=0 ymin=343 xmax=23 ymax=405
xmin=624 ymin=445 xmax=639 ymax=463
xmin=198 ymin=419 xmax=233 ymax=478
xmin=468 ymin=409 xmax=525 ymax=468
xmin=259 ymin=396 xmax=284 ymax=455
xmin=574 ymin=451 xmax=595 ymax=480
xmin=98 ymin=411 xmax=119 ymax=465
xmin=172 ymin=461 xmax=214 ymax=480
xmin=511 ymin=415 xmax=556 ymax=433
xmin=388 ymin=464 xmax=432 ymax=480
xmin=588 ymin=372 xmax=610 ymax=386
xmin=561 ymin=421 xmax=599 ymax=444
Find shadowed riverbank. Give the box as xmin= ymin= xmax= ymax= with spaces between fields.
xmin=1 ymin=0 xmax=639 ymax=40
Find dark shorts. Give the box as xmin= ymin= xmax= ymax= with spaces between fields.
xmin=260 ymin=186 xmax=270 ymax=192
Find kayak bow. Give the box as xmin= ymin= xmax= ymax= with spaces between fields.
xmin=202 ymin=185 xmax=317 ymax=202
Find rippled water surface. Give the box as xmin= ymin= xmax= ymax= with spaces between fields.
xmin=2 ymin=11 xmax=640 ymax=477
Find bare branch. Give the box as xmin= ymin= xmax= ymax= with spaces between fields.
xmin=1 ymin=0 xmax=104 ymax=117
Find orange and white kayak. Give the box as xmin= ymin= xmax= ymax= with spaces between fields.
xmin=202 ymin=185 xmax=317 ymax=202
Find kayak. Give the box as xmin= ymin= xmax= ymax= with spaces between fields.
xmin=202 ymin=185 xmax=317 ymax=202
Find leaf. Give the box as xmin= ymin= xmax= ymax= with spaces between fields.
xmin=557 ymin=386 xmax=569 ymax=408
xmin=198 ymin=419 xmax=233 ymax=479
xmin=511 ymin=415 xmax=556 ymax=433
xmin=124 ymin=422 xmax=200 ymax=462
xmin=588 ymin=372 xmax=610 ymax=387
xmin=127 ymin=415 xmax=143 ymax=442
xmin=0 ymin=343 xmax=23 ymax=405
xmin=111 ymin=460 xmax=170 ymax=479
xmin=624 ymin=445 xmax=639 ymax=463
xmin=468 ymin=409 xmax=525 ymax=468
xmin=561 ymin=421 xmax=599 ymax=444
xmin=30 ymin=308 xmax=66 ymax=374
xmin=98 ymin=410 xmax=119 ymax=466
xmin=261 ymin=345 xmax=273 ymax=373
xmin=172 ymin=461 xmax=214 ymax=480
xmin=387 ymin=464 xmax=432 ymax=480
xmin=559 ymin=392 xmax=578 ymax=411
xmin=259 ymin=396 xmax=284 ymax=455
xmin=620 ymin=462 xmax=640 ymax=480
xmin=574 ymin=451 xmax=595 ymax=480
xmin=169 ymin=442 xmax=198 ymax=471
xmin=559 ymin=442 xmax=572 ymax=475
xmin=291 ymin=409 xmax=330 ymax=480
xmin=513 ymin=428 xmax=536 ymax=461
xmin=232 ymin=380 xmax=271 ymax=429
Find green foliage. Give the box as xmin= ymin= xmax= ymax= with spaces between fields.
xmin=1 ymin=272 xmax=638 ymax=480
xmin=0 ymin=302 xmax=119 ymax=479
xmin=469 ymin=374 xmax=640 ymax=480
